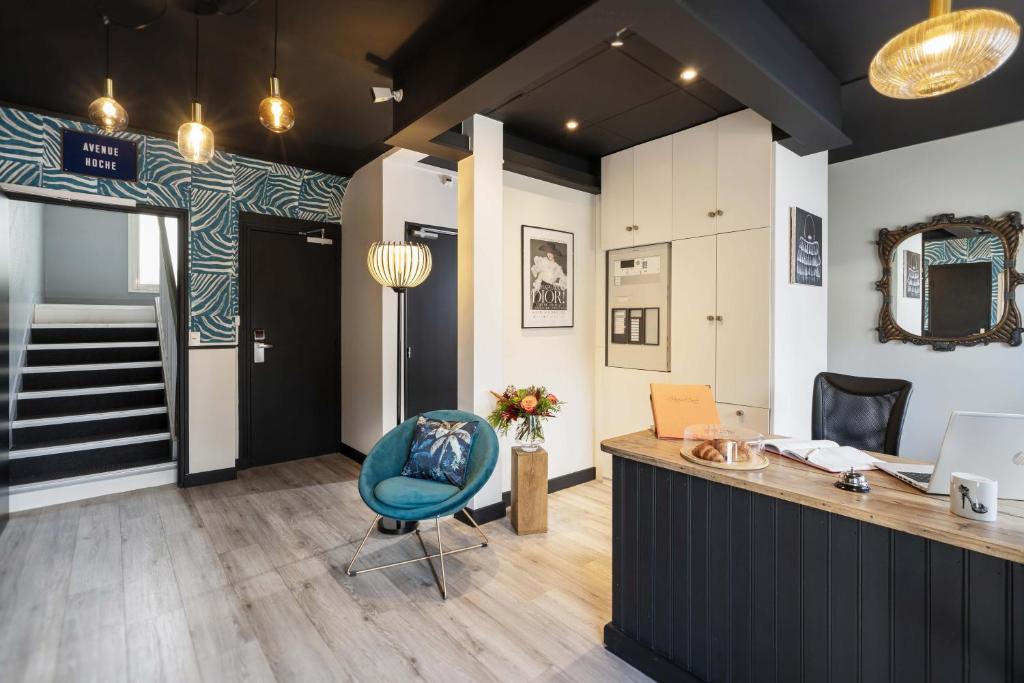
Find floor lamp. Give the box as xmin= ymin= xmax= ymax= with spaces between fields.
xmin=367 ymin=240 xmax=433 ymax=534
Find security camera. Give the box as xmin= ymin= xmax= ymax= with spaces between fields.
xmin=371 ymin=87 xmax=403 ymax=104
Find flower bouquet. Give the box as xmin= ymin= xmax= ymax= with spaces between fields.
xmin=487 ymin=385 xmax=564 ymax=452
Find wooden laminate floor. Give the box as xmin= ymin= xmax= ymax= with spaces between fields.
xmin=0 ymin=455 xmax=648 ymax=682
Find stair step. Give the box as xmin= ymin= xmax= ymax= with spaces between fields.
xmin=9 ymin=437 xmax=173 ymax=487
xmin=34 ymin=303 xmax=156 ymax=324
xmin=11 ymin=431 xmax=171 ymax=459
xmin=27 ymin=341 xmax=160 ymax=349
xmin=18 ymin=382 xmax=166 ymax=400
xmin=13 ymin=406 xmax=167 ymax=428
xmin=10 ymin=462 xmax=177 ymax=511
xmin=23 ymin=361 xmax=163 ymax=373
xmin=32 ymin=323 xmax=158 ymax=329
xmin=31 ymin=326 xmax=160 ymax=343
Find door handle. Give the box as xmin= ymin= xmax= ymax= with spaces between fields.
xmin=706 ymin=315 xmax=715 ymax=321
xmin=715 ymin=315 xmax=723 ymax=322
xmin=716 ymin=209 xmax=724 ymax=216
xmin=707 ymin=211 xmax=716 ymax=218
xmin=254 ymin=340 xmax=273 ymax=363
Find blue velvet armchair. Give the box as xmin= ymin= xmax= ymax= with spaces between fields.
xmin=346 ymin=410 xmax=499 ymax=598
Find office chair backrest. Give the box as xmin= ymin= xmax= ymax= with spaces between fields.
xmin=811 ymin=372 xmax=913 ymax=456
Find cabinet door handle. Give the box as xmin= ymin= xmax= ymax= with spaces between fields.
xmin=736 ymin=409 xmax=745 ymax=417
xmin=716 ymin=209 xmax=724 ymax=216
xmin=707 ymin=211 xmax=716 ymax=218
xmin=626 ymin=225 xmax=633 ymax=232
xmin=706 ymin=315 xmax=715 ymax=321
xmin=715 ymin=315 xmax=723 ymax=322
xmin=633 ymin=224 xmax=639 ymax=231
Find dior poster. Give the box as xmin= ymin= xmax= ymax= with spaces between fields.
xmin=522 ymin=225 xmax=574 ymax=328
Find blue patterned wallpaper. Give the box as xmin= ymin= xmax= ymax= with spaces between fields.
xmin=0 ymin=106 xmax=348 ymax=344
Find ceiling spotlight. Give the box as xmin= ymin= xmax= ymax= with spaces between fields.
xmin=565 ymin=119 xmax=579 ymax=131
xmin=680 ymin=67 xmax=698 ymax=82
xmin=610 ymin=28 xmax=627 ymax=47
xmin=371 ymin=86 xmax=403 ymax=104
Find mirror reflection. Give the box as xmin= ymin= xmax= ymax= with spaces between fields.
xmin=890 ymin=225 xmax=1007 ymax=338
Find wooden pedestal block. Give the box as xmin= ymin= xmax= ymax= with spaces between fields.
xmin=511 ymin=446 xmax=548 ymax=535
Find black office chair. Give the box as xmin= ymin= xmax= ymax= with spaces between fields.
xmin=811 ymin=372 xmax=913 ymax=456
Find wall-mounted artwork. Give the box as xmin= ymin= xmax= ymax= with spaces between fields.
xmin=790 ymin=207 xmax=823 ymax=287
xmin=904 ymin=250 xmax=922 ymax=298
xmin=522 ymin=225 xmax=574 ymax=328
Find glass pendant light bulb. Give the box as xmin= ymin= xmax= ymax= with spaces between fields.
xmin=177 ymin=101 xmax=215 ymax=164
xmin=259 ymin=76 xmax=295 ymax=133
xmin=89 ymin=78 xmax=129 ymax=132
xmin=869 ymin=0 xmax=1020 ymax=99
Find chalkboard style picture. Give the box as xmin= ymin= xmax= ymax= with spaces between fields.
xmin=904 ymin=250 xmax=922 ymax=298
xmin=790 ymin=207 xmax=823 ymax=286
xmin=522 ymin=225 xmax=574 ymax=328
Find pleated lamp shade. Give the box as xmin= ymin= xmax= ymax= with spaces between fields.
xmin=367 ymin=241 xmax=433 ymax=291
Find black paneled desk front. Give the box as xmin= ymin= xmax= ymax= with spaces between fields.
xmin=601 ymin=431 xmax=1024 ymax=683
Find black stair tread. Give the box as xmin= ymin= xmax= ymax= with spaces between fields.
xmin=10 ymin=455 xmax=173 ymax=486
xmin=11 ymin=429 xmax=172 ymax=456
xmin=23 ymin=361 xmax=163 ymax=371
xmin=12 ymin=406 xmax=168 ymax=427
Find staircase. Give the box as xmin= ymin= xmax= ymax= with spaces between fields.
xmin=10 ymin=304 xmax=174 ymax=489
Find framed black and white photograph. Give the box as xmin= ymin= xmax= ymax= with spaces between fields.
xmin=522 ymin=225 xmax=574 ymax=328
xmin=790 ymin=207 xmax=823 ymax=286
xmin=904 ymin=250 xmax=922 ymax=299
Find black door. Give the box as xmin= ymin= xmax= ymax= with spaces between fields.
xmin=405 ymin=223 xmax=457 ymax=417
xmin=239 ymin=215 xmax=340 ymax=467
xmin=927 ymin=261 xmax=993 ymax=337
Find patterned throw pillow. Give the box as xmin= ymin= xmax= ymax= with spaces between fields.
xmin=401 ymin=416 xmax=479 ymax=488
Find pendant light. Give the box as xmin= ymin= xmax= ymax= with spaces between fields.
xmin=88 ymin=19 xmax=129 ymax=132
xmin=869 ymin=0 xmax=1020 ymax=99
xmin=178 ymin=13 xmax=215 ymax=163
xmin=258 ymin=0 xmax=295 ymax=133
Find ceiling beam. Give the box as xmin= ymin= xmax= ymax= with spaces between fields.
xmin=503 ymin=133 xmax=601 ymax=194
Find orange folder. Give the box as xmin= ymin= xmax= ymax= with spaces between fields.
xmin=649 ymin=384 xmax=720 ymax=439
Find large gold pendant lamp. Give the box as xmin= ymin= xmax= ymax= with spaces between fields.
xmin=869 ymin=0 xmax=1020 ymax=99
xmin=88 ymin=19 xmax=129 ymax=132
xmin=177 ymin=13 xmax=215 ymax=163
xmin=258 ymin=0 xmax=295 ymax=133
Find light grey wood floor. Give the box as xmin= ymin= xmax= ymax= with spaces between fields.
xmin=0 ymin=455 xmax=649 ymax=682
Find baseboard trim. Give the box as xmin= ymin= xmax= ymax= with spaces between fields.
xmin=339 ymin=442 xmax=366 ymax=464
xmin=500 ymin=465 xmax=597 ymax=507
xmin=457 ymin=500 xmax=506 ymax=526
xmin=10 ymin=462 xmax=176 ymax=512
xmin=603 ymin=623 xmax=705 ymax=683
xmin=181 ymin=467 xmax=236 ymax=487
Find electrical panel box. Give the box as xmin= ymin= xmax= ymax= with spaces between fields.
xmin=606 ymin=243 xmax=670 ymax=371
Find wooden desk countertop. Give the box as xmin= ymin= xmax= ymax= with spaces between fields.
xmin=601 ymin=430 xmax=1024 ymax=564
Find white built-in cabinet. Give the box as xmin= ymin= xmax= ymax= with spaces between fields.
xmin=602 ymin=108 xmax=775 ymax=431
xmin=600 ymin=137 xmax=673 ymax=249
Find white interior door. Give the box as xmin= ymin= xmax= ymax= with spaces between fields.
xmin=716 ymin=110 xmax=771 ymax=234
xmin=670 ymin=235 xmax=717 ymax=393
xmin=600 ymin=148 xmax=635 ymax=250
xmin=715 ymin=228 xmax=770 ymax=408
xmin=633 ymin=136 xmax=673 ymax=246
xmin=672 ymin=121 xmax=717 ymax=240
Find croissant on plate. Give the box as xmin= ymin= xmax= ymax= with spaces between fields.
xmin=692 ymin=439 xmax=753 ymax=463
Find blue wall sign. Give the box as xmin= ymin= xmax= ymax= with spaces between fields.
xmin=61 ymin=129 xmax=138 ymax=181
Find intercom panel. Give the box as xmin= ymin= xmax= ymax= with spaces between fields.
xmin=607 ymin=243 xmax=670 ymax=371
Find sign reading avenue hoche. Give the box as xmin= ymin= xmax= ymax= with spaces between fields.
xmin=61 ymin=128 xmax=138 ymax=182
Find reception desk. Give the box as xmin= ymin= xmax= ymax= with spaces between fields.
xmin=601 ymin=431 xmax=1024 ymax=683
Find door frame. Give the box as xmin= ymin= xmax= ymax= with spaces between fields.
xmin=236 ymin=211 xmax=341 ymax=470
xmin=0 ymin=188 xmax=191 ymax=485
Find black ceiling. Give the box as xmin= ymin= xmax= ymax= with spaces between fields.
xmin=0 ymin=0 xmax=484 ymax=176
xmin=765 ymin=0 xmax=1024 ymax=163
xmin=485 ymin=34 xmax=743 ymax=160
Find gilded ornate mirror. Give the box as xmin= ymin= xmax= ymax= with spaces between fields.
xmin=876 ymin=212 xmax=1023 ymax=351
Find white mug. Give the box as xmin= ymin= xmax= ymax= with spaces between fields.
xmin=949 ymin=472 xmax=998 ymax=522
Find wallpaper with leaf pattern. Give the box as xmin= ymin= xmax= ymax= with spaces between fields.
xmin=923 ymin=234 xmax=1004 ymax=329
xmin=0 ymin=106 xmax=348 ymax=344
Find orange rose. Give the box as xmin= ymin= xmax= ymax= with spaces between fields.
xmin=521 ymin=395 xmax=538 ymax=413
xmin=547 ymin=394 xmax=558 ymax=404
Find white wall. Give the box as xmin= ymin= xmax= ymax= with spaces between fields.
xmin=340 ymin=156 xmax=386 ymax=454
xmin=8 ymin=199 xmax=43 ymax=417
xmin=187 ymin=348 xmax=238 ymax=473
xmin=771 ymin=147 xmax=829 ymax=439
xmin=502 ymin=172 xmax=597 ymax=489
xmin=829 ymin=120 xmax=1024 ymax=459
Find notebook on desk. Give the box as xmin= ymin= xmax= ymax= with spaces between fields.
xmin=764 ymin=438 xmax=883 ymax=473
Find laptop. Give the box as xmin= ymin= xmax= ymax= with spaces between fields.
xmin=876 ymin=411 xmax=1024 ymax=499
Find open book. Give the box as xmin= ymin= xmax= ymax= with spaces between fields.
xmin=763 ymin=438 xmax=883 ymax=473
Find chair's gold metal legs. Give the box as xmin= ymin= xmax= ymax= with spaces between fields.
xmin=346 ymin=514 xmax=381 ymax=576
xmin=346 ymin=508 xmax=487 ymax=599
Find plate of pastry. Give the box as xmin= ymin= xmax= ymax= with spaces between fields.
xmin=680 ymin=423 xmax=769 ymax=471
